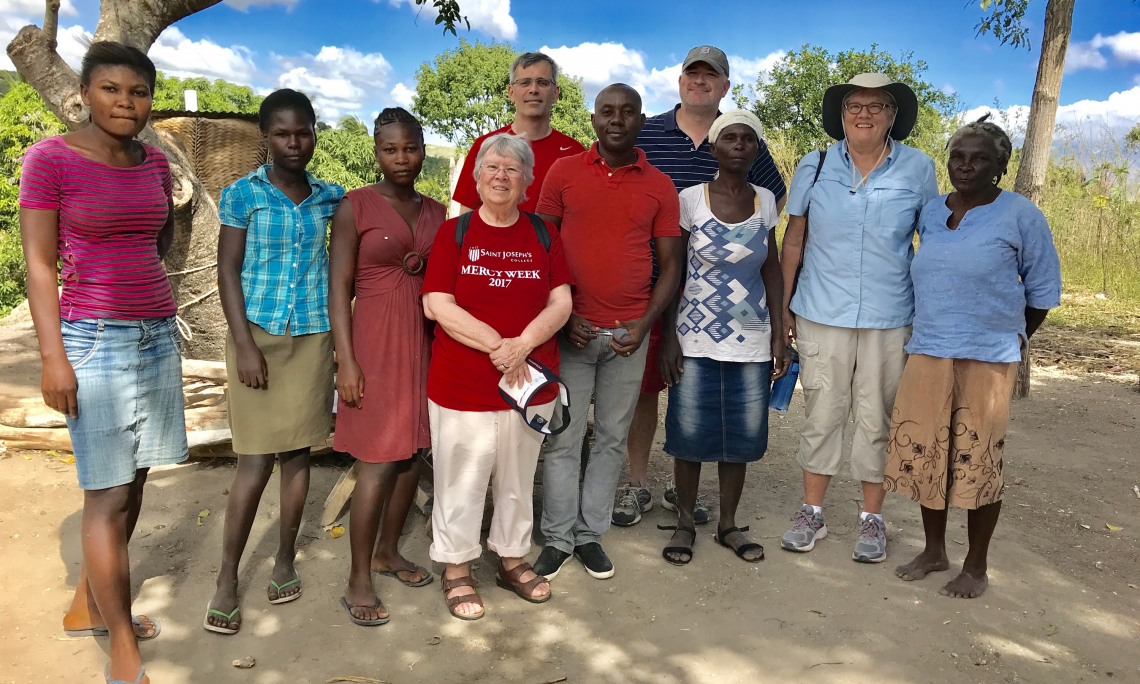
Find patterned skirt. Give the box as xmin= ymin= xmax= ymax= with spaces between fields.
xmin=883 ymin=354 xmax=1019 ymax=510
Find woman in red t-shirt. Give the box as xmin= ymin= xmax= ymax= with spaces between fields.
xmin=421 ymin=134 xmax=573 ymax=620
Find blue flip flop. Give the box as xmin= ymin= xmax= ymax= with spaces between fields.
xmin=104 ymin=663 xmax=146 ymax=684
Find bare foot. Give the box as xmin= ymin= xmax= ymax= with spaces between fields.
xmin=940 ymin=569 xmax=988 ymax=598
xmin=206 ymin=578 xmax=241 ymax=632
xmin=895 ymin=549 xmax=950 ymax=581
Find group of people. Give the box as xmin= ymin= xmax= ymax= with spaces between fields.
xmin=18 ymin=39 xmax=1062 ymax=684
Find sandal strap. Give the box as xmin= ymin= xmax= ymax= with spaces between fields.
xmin=658 ymin=524 xmax=697 ymax=536
xmin=717 ymin=525 xmax=750 ymax=537
xmin=732 ymin=542 xmax=764 ymax=558
xmin=441 ymin=575 xmax=476 ymax=592
xmin=446 ymin=591 xmax=484 ymax=609
xmin=500 ymin=561 xmax=535 ymax=584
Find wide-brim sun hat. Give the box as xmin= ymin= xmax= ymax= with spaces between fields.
xmin=821 ymin=72 xmax=918 ymax=141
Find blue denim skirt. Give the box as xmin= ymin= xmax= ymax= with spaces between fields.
xmin=60 ymin=317 xmax=188 ymax=490
xmin=664 ymin=356 xmax=772 ymax=463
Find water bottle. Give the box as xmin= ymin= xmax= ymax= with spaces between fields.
xmin=770 ymin=347 xmax=800 ymax=413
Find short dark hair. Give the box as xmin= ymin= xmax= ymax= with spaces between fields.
xmin=948 ymin=113 xmax=1013 ymax=167
xmin=80 ymin=41 xmax=157 ymax=93
xmin=258 ymin=89 xmax=317 ymax=133
xmin=373 ymin=107 xmax=423 ymax=139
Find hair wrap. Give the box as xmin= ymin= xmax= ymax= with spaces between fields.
xmin=708 ymin=110 xmax=765 ymax=144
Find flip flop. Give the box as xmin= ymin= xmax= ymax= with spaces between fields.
xmin=267 ymin=576 xmax=302 ymax=605
xmin=202 ymin=604 xmax=241 ymax=635
xmin=104 ymin=663 xmax=146 ymax=684
xmin=65 ymin=615 xmax=161 ymax=640
xmin=377 ymin=563 xmax=434 ymax=588
xmin=339 ymin=596 xmax=390 ymax=626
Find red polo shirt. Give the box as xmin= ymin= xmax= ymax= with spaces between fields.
xmin=452 ymin=124 xmax=585 ymax=214
xmin=537 ymin=143 xmax=681 ymax=328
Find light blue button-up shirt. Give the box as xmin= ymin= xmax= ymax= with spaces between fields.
xmin=218 ymin=165 xmax=344 ymax=336
xmin=787 ymin=139 xmax=939 ymax=329
xmin=907 ymin=191 xmax=1062 ymax=363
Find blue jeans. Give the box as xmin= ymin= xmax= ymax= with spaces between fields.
xmin=61 ymin=317 xmax=187 ymax=490
xmin=540 ymin=328 xmax=648 ymax=553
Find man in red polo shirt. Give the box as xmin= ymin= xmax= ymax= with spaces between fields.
xmin=452 ymin=52 xmax=585 ymax=214
xmin=532 ymin=84 xmax=684 ymax=581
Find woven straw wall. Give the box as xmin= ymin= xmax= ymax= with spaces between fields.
xmin=153 ymin=116 xmax=268 ymax=202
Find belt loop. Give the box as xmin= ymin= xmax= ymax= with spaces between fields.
xmin=97 ymin=320 xmax=104 ymax=332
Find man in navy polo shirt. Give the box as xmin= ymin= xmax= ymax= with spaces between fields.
xmin=613 ymin=45 xmax=788 ymax=528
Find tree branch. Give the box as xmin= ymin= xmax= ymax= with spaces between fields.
xmin=43 ymin=0 xmax=60 ymax=48
xmin=6 ymin=24 xmax=85 ymax=129
xmin=93 ymin=0 xmax=225 ymax=49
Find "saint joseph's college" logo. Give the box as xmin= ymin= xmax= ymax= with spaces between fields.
xmin=469 ymin=246 xmax=481 ymax=262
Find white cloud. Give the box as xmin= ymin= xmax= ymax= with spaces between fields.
xmin=149 ymin=26 xmax=257 ymax=83
xmin=390 ymin=82 xmax=414 ymax=108
xmin=963 ymin=86 xmax=1140 ymax=142
xmin=386 ymin=0 xmax=517 ymax=41
xmin=541 ymin=42 xmax=784 ymax=114
xmin=223 ymin=0 xmax=301 ymax=10
xmin=275 ymin=45 xmax=393 ymax=121
xmin=1066 ymin=31 xmax=1140 ymax=72
xmin=0 ymin=0 xmax=77 ymax=17
xmin=55 ymin=24 xmax=91 ymax=71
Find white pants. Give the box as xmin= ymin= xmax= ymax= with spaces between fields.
xmin=795 ymin=316 xmax=910 ymax=483
xmin=428 ymin=399 xmax=554 ymax=565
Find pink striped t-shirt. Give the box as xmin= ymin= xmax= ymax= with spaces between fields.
xmin=19 ymin=136 xmax=176 ymax=320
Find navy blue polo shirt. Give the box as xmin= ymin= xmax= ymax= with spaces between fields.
xmin=636 ymin=104 xmax=786 ymax=199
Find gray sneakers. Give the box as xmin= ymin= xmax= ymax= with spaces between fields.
xmin=852 ymin=515 xmax=887 ymax=563
xmin=781 ymin=504 xmax=828 ymax=552
xmin=611 ymin=484 xmax=653 ymax=527
xmin=661 ymin=482 xmax=710 ymax=525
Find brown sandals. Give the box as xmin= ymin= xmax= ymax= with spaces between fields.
xmin=495 ymin=561 xmax=551 ymax=604
xmin=441 ymin=574 xmax=485 ymax=621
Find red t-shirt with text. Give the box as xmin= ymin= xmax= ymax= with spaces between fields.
xmin=421 ymin=212 xmax=574 ymax=412
xmin=536 ymin=144 xmax=681 ymax=328
xmin=452 ymin=125 xmax=585 ymax=214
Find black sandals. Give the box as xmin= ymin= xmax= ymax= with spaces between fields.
xmin=714 ymin=525 xmax=765 ymax=562
xmin=659 ymin=524 xmax=696 ymax=566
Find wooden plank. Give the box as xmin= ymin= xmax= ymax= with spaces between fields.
xmin=321 ymin=460 xmax=359 ymax=528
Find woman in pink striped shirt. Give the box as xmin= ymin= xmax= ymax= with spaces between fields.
xmin=20 ymin=42 xmax=185 ymax=684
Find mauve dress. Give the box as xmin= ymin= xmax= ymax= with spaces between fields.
xmin=333 ymin=186 xmax=445 ymax=462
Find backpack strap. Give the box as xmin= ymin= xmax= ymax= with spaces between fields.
xmin=454 ymin=211 xmax=473 ymax=246
xmin=792 ymin=149 xmax=827 ymax=300
xmin=456 ymin=210 xmax=551 ymax=252
xmin=524 ymin=212 xmax=552 ymax=252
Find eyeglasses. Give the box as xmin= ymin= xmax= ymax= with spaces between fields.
xmin=512 ymin=78 xmax=555 ymax=89
xmin=480 ymin=163 xmax=523 ymax=178
xmin=844 ymin=102 xmax=895 ymax=115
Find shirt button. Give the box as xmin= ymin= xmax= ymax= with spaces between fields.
xmin=608 ymin=173 xmax=612 ymax=177
xmin=290 ymin=283 xmax=295 ymax=288
xmin=292 ymin=263 xmax=296 ymax=267
xmin=294 ymin=243 xmax=300 ymax=247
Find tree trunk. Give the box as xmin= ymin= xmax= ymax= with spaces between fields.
xmin=7 ymin=0 xmax=229 ymax=360
xmin=1010 ymin=0 xmax=1074 ymax=398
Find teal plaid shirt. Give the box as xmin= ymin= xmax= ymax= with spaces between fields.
xmin=218 ymin=165 xmax=344 ymax=336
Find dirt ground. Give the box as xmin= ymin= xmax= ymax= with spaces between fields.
xmin=0 ymin=314 xmax=1138 ymax=684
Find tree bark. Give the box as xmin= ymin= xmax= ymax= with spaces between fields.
xmin=7 ymin=0 xmax=230 ymax=359
xmin=1011 ymin=0 xmax=1074 ymax=398
xmin=1013 ymin=0 xmax=1074 ymax=204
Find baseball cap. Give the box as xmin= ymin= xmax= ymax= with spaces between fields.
xmin=682 ymin=46 xmax=729 ymax=77
xmin=497 ymin=357 xmax=571 ymax=435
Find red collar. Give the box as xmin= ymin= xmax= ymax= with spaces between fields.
xmin=586 ymin=142 xmax=647 ymax=171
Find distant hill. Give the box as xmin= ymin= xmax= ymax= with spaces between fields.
xmin=0 ymin=71 xmax=21 ymax=97
xmin=426 ymin=144 xmax=456 ymax=160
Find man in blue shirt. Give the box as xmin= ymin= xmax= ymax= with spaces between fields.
xmin=613 ymin=45 xmax=787 ymax=528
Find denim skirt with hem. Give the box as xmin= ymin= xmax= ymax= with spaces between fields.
xmin=61 ymin=317 xmax=188 ymax=490
xmin=664 ymin=356 xmax=772 ymax=463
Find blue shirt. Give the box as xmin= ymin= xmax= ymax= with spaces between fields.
xmin=787 ymin=139 xmax=939 ymax=329
xmin=907 ymin=191 xmax=1062 ymax=363
xmin=636 ymin=104 xmax=786 ymax=199
xmin=218 ymin=166 xmax=344 ymax=336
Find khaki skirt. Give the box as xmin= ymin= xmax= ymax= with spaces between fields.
xmin=226 ymin=322 xmax=334 ymax=455
xmin=883 ymin=354 xmax=1019 ymax=510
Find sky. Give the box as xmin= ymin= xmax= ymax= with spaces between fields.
xmin=0 ymin=0 xmax=1137 ymax=145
